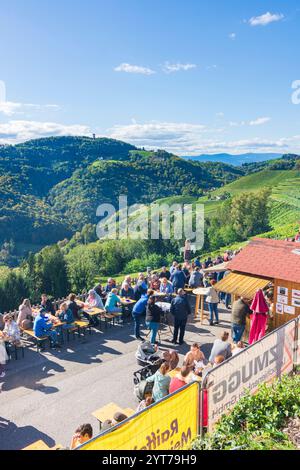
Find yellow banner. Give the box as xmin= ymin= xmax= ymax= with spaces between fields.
xmin=80 ymin=382 xmax=199 ymax=451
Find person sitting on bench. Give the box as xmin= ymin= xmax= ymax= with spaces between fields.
xmin=33 ymin=308 xmax=60 ymax=349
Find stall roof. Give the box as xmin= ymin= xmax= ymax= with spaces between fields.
xmin=214 ymin=272 xmax=271 ymax=299
xmin=227 ymin=238 xmax=300 ymax=284
xmin=202 ymin=262 xmax=229 ymax=273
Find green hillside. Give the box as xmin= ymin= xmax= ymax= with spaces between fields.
xmin=0 ymin=137 xmax=244 ymax=264
xmin=197 ymin=169 xmax=300 ymax=228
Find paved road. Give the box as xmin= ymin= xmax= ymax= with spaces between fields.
xmin=0 ymin=302 xmax=231 ymax=450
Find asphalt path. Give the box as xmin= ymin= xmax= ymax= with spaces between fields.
xmin=0 ymin=300 xmax=231 ymax=450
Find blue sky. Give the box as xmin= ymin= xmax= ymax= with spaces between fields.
xmin=0 ymin=0 xmax=300 ymax=155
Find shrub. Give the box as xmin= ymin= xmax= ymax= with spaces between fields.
xmin=192 ymin=375 xmax=300 ymax=450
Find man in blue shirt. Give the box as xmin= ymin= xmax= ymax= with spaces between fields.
xmin=132 ymin=289 xmax=154 ymax=340
xmin=33 ymin=308 xmax=59 ymax=349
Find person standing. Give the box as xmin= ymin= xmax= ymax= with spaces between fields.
xmin=184 ymin=239 xmax=192 ymax=262
xmin=188 ymin=267 xmax=203 ymax=288
xmin=145 ymin=296 xmax=162 ymax=344
xmin=170 ymin=289 xmax=191 ymax=345
xmin=231 ymin=297 xmax=251 ymax=343
xmin=249 ymin=290 xmax=269 ymax=345
xmin=170 ymin=265 xmax=186 ymax=293
xmin=206 ymin=279 xmax=219 ymax=326
xmin=169 ymin=261 xmax=178 ymax=276
xmin=132 ymin=289 xmax=154 ymax=341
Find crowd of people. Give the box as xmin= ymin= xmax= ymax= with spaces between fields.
xmin=0 ymin=241 xmax=281 ymax=450
xmin=0 ymin=249 xmax=243 ymax=380
xmin=68 ymin=335 xmax=246 ymax=448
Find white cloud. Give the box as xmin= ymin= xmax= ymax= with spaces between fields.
xmin=249 ymin=12 xmax=284 ymax=26
xmin=229 ymin=117 xmax=271 ymax=127
xmin=162 ymin=62 xmax=196 ymax=73
xmin=114 ymin=63 xmax=156 ymax=75
xmin=0 ymin=101 xmax=61 ymax=116
xmin=249 ymin=117 xmax=271 ymax=126
xmin=229 ymin=33 xmax=236 ymax=40
xmin=0 ymin=120 xmax=90 ymax=145
xmin=206 ymin=65 xmax=218 ymax=71
xmin=105 ymin=120 xmax=300 ymax=155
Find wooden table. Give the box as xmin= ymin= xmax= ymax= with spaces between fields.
xmin=81 ymin=307 xmax=105 ymax=316
xmin=23 ymin=440 xmax=51 ymax=450
xmin=119 ymin=297 xmax=136 ymax=305
xmin=92 ymin=402 xmax=135 ymax=429
xmin=23 ymin=440 xmax=63 ymax=450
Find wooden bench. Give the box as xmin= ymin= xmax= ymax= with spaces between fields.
xmin=6 ymin=341 xmax=25 ymax=360
xmin=74 ymin=320 xmax=92 ymax=337
xmin=102 ymin=313 xmax=117 ymax=328
xmin=22 ymin=329 xmax=49 ymax=351
xmin=92 ymin=402 xmax=135 ymax=430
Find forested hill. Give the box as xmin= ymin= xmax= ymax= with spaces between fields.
xmin=0 ymin=136 xmax=244 ymax=263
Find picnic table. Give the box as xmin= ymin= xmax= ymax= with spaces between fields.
xmin=80 ymin=306 xmax=105 ymax=316
xmin=92 ymin=402 xmax=135 ymax=430
xmin=23 ymin=440 xmax=63 ymax=450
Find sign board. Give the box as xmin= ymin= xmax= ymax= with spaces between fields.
xmin=205 ymin=320 xmax=296 ymax=432
xmin=79 ymin=382 xmax=199 ymax=451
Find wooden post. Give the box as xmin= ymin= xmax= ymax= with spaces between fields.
xmin=200 ymin=295 xmax=204 ymax=324
xmin=194 ymin=294 xmax=200 ymax=319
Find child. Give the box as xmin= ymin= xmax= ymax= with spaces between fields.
xmin=0 ymin=332 xmax=8 ymax=378
xmin=232 ymin=341 xmax=245 ymax=356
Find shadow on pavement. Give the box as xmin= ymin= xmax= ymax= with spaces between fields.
xmin=0 ymin=416 xmax=55 ymax=450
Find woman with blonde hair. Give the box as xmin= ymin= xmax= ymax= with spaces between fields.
xmin=17 ymin=299 xmax=33 ymax=329
xmin=3 ymin=314 xmax=21 ymax=346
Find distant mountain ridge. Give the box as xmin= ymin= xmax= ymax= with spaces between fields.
xmin=183 ymin=153 xmax=282 ymax=166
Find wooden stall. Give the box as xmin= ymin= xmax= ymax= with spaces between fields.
xmin=215 ymin=238 xmax=300 ymax=330
xmin=193 ymin=239 xmax=300 ymax=335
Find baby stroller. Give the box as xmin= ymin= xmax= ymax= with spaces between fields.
xmin=133 ymin=342 xmax=163 ymax=402
xmin=133 ymin=358 xmax=163 ymax=402
xmin=135 ymin=341 xmax=161 ymax=367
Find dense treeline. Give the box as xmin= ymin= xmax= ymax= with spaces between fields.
xmin=0 ymin=136 xmax=245 ymax=261
xmin=0 ymin=190 xmax=272 ymax=313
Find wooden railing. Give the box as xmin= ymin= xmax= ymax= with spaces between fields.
xmin=1 ymin=293 xmax=88 ymax=321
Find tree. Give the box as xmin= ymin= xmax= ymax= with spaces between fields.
xmin=230 ymin=189 xmax=271 ymax=239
